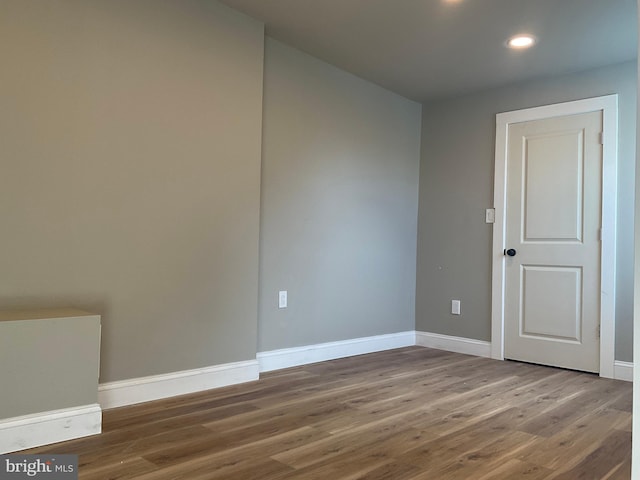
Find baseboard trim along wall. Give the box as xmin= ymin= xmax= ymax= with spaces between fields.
xmin=415 ymin=331 xmax=492 ymax=358
xmin=614 ymin=361 xmax=633 ymax=382
xmin=98 ymin=360 xmax=259 ymax=410
xmin=257 ymin=331 xmax=416 ymax=373
xmin=415 ymin=332 xmax=632 ymax=381
xmin=0 ymin=404 xmax=102 ymax=454
xmin=98 ymin=332 xmax=632 ymax=410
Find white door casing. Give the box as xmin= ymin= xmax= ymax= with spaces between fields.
xmin=491 ymin=95 xmax=618 ymax=378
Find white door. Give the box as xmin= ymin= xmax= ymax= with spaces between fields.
xmin=504 ymin=110 xmax=602 ymax=373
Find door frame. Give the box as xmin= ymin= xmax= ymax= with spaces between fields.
xmin=491 ymin=95 xmax=618 ymax=378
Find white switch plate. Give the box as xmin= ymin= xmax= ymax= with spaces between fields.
xmin=485 ymin=208 xmax=495 ymax=224
xmin=278 ymin=291 xmax=287 ymax=309
xmin=451 ymin=300 xmax=461 ymax=315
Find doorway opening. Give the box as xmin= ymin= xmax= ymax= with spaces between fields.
xmin=490 ymin=95 xmax=618 ymax=378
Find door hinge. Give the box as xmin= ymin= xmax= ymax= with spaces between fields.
xmin=597 ymin=324 xmax=601 ymax=340
xmin=599 ymin=132 xmax=604 ymax=145
xmin=598 ymin=228 xmax=602 ymax=241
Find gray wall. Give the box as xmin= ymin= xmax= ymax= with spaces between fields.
xmin=416 ymin=61 xmax=637 ymax=362
xmin=0 ymin=0 xmax=265 ymax=382
xmin=0 ymin=309 xmax=100 ymax=419
xmin=258 ymin=39 xmax=421 ymax=351
xmin=632 ymin=14 xmax=639 ymax=473
xmin=4 ymin=0 xmax=628 ymax=392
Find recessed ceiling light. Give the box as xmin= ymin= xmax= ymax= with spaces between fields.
xmin=507 ymin=34 xmax=537 ymax=49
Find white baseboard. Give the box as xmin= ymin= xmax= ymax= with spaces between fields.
xmin=98 ymin=360 xmax=259 ymax=410
xmin=0 ymin=404 xmax=101 ymax=454
xmin=257 ymin=331 xmax=416 ymax=373
xmin=415 ymin=332 xmax=630 ymax=381
xmin=415 ymin=331 xmax=492 ymax=358
xmin=97 ymin=331 xmax=624 ymax=410
xmin=614 ymin=360 xmax=633 ymax=382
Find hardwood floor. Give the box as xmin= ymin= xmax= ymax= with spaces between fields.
xmin=23 ymin=347 xmax=632 ymax=479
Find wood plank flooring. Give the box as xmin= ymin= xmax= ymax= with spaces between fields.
xmin=22 ymin=347 xmax=632 ymax=479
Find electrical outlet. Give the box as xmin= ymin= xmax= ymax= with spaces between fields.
xmin=451 ymin=300 xmax=461 ymax=315
xmin=278 ymin=291 xmax=287 ymax=309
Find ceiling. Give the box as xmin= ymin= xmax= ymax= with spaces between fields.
xmin=218 ymin=0 xmax=637 ymax=102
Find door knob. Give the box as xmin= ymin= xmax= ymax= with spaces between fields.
xmin=504 ymin=248 xmax=517 ymax=257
